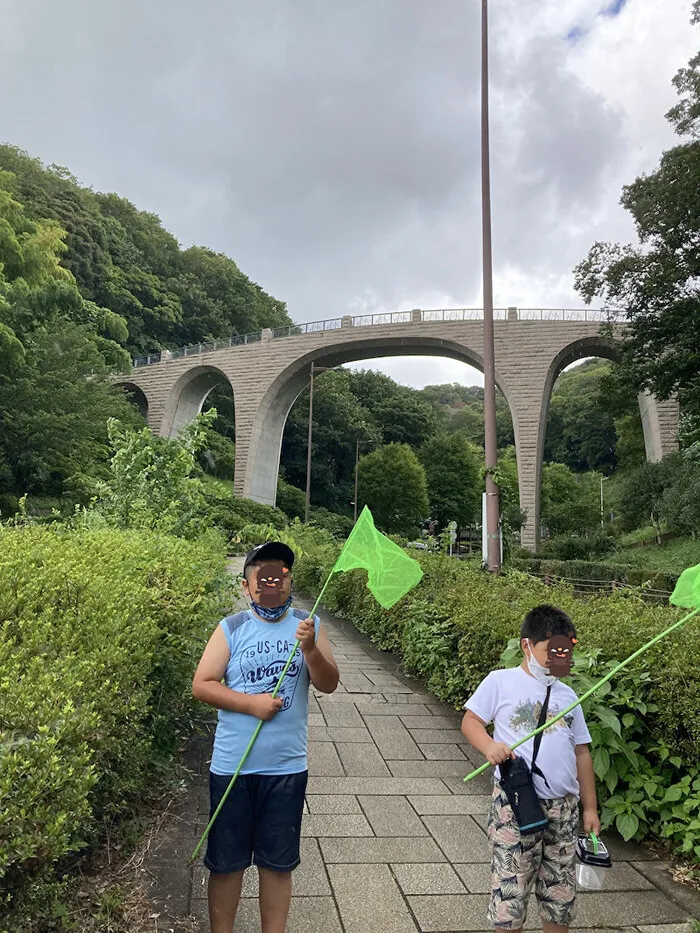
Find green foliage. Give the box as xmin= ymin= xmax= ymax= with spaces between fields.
xmin=420 ymin=433 xmax=482 ymax=531
xmin=0 ymin=525 xmax=232 ymax=928
xmin=198 ymin=428 xmax=236 ymax=481
xmin=357 ymin=443 xmax=429 ymax=537
xmin=294 ymin=543 xmax=700 ymax=858
xmin=93 ymin=412 xmax=216 ymax=538
xmin=541 ymin=463 xmax=601 ymax=536
xmin=510 ymin=556 xmax=679 ymax=594
xmin=308 ymin=507 xmax=354 ymax=539
xmin=277 ymin=477 xmax=306 ymax=519
xmin=418 ymin=383 xmax=514 ymax=449
xmin=612 ymin=536 xmax=700 ymax=575
xmin=615 ymin=452 xmax=700 ymax=536
xmin=544 ymin=361 xmax=645 ymax=475
xmin=538 ymin=533 xmax=617 ymax=561
xmin=281 ymin=369 xmax=381 ymax=514
xmin=0 ymin=146 xmax=291 ymax=358
xmin=574 ymin=7 xmax=700 ymax=424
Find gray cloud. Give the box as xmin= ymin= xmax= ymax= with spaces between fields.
xmin=0 ymin=0 xmax=692 ymax=388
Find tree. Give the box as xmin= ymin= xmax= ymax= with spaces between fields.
xmin=540 ymin=463 xmax=600 ymax=537
xmin=348 ymin=370 xmax=437 ymax=448
xmin=281 ymin=369 xmax=381 ymax=513
xmin=574 ymin=6 xmax=700 ymax=424
xmin=420 ymin=433 xmax=481 ymax=530
xmin=357 ymin=443 xmax=429 ymax=536
xmin=94 ymin=412 xmax=216 ymax=538
xmin=419 ymin=383 xmax=514 ymax=449
xmin=544 ymin=361 xmax=644 ymax=474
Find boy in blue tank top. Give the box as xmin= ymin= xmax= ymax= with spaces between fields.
xmin=192 ymin=541 xmax=339 ymax=933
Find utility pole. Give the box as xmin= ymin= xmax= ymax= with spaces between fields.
xmin=481 ymin=0 xmax=501 ymax=573
xmin=305 ymin=362 xmax=315 ymax=523
xmin=353 ymin=436 xmax=360 ymax=523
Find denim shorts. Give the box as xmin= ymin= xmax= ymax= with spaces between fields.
xmin=204 ymin=770 xmax=308 ymax=875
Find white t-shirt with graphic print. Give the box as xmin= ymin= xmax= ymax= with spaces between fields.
xmin=464 ymin=666 xmax=592 ymax=800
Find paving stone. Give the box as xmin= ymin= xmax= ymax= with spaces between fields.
xmin=409 ymin=795 xmax=492 ymax=816
xmin=630 ymin=861 xmax=700 ymax=919
xmin=363 ymin=715 xmax=424 ymax=759
xmin=328 ymin=864 xmax=418 ymax=933
xmin=308 ymin=777 xmax=453 ymax=796
xmin=393 ymin=863 xmax=467 ymax=896
xmin=419 ymin=743 xmax=468 ymax=760
xmin=383 ymin=693 xmax=437 ymax=705
xmin=441 ymin=774 xmax=495 ymax=795
xmin=308 ymin=713 xmax=326 ymax=729
xmin=320 ymin=836 xmax=446 ymax=863
xmin=409 ymin=729 xmax=470 ymax=745
xmin=306 ymin=794 xmax=361 ymax=814
xmin=308 ymin=742 xmax=345 ymax=776
xmin=318 ymin=703 xmax=365 ymax=727
xmin=302 ymin=813 xmax=373 ymax=836
xmin=407 ymin=893 xmax=487 ymax=931
xmin=359 ymin=795 xmax=427 ymax=836
xmin=388 ymin=760 xmax=472 ymax=778
xmin=233 ymin=896 xmax=342 ymax=932
xmin=398 ymin=715 xmax=461 ymax=730
xmin=358 ymin=703 xmax=433 ymax=717
xmin=572 ymin=891 xmax=689 ymax=927
xmin=454 ymin=862 xmax=492 ymax=893
xmin=192 ymin=838 xmax=331 ymax=899
xmin=336 ymin=742 xmax=390 ymax=776
xmin=637 ymin=925 xmax=694 ymax=933
xmin=364 ymin=672 xmax=413 ymax=689
xmin=423 ymin=815 xmax=488 ymax=863
xmin=339 ymin=675 xmax=377 ymax=693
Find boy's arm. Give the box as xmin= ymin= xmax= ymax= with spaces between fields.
xmin=296 ymin=620 xmax=339 ymax=693
xmin=575 ymin=743 xmax=601 ymax=835
xmin=192 ymin=625 xmax=283 ymax=721
xmin=461 ymin=710 xmax=515 ymax=765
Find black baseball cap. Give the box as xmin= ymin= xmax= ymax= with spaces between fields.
xmin=243 ymin=542 xmax=295 ymax=577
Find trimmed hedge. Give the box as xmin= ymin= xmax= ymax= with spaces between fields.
xmin=510 ymin=556 xmax=679 ymax=595
xmin=0 ymin=526 xmax=233 ymax=929
xmin=294 ymin=542 xmax=700 ymax=853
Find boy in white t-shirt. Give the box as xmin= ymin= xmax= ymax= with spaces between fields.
xmin=461 ymin=605 xmax=600 ymax=933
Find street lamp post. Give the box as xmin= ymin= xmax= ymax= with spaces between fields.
xmin=481 ymin=0 xmax=501 ymax=572
xmin=600 ymin=475 xmax=608 ymax=530
xmin=304 ymin=362 xmax=315 ymax=523
xmin=304 ymin=362 xmax=340 ymax=523
xmin=354 ymin=436 xmax=360 ymax=523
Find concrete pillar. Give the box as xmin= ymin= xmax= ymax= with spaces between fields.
xmin=507 ymin=307 xmax=518 ymax=322
xmin=511 ymin=404 xmax=543 ymax=552
xmin=341 ymin=315 xmax=353 ymax=328
xmin=638 ymin=392 xmax=679 ymax=462
xmin=411 ymin=309 xmax=422 ymax=323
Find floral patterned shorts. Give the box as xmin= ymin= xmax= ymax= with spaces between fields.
xmin=487 ymin=782 xmax=579 ymax=929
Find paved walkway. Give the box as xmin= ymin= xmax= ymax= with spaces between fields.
xmin=152 ymin=599 xmax=700 ymax=933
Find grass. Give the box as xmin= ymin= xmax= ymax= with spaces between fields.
xmin=608 ymin=535 xmax=700 ymax=575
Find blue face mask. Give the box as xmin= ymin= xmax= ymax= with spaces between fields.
xmin=251 ymin=596 xmax=292 ymax=621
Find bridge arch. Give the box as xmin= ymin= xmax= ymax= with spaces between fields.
xmin=238 ymin=334 xmax=514 ymax=505
xmin=161 ymin=365 xmax=234 ymax=439
xmin=530 ymin=335 xmax=679 ymax=542
xmin=118 ymin=382 xmax=149 ymax=421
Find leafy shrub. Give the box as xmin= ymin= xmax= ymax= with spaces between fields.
xmin=538 ymin=532 xmax=617 ymax=561
xmin=293 ymin=545 xmax=700 ymax=858
xmin=510 ymin=556 xmax=679 ymax=595
xmin=227 ymin=497 xmax=288 ymax=530
xmin=308 ymin=507 xmax=354 ymax=539
xmin=277 ymin=478 xmax=306 ymax=519
xmin=0 ymin=525 xmax=232 ymax=928
xmin=198 ymin=430 xmax=236 ymax=481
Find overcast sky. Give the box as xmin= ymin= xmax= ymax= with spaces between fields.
xmin=1 ymin=0 xmax=696 ymax=388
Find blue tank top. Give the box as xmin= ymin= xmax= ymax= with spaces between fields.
xmin=209 ymin=606 xmax=320 ymax=776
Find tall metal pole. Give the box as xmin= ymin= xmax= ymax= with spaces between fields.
xmin=481 ymin=0 xmax=501 ymax=572
xmin=353 ymin=436 xmax=359 ymax=523
xmin=305 ymin=362 xmax=314 ymax=523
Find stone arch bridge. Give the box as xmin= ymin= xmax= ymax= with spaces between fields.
xmin=117 ymin=308 xmax=679 ymax=550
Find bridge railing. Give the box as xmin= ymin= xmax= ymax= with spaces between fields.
xmin=131 ymin=307 xmax=624 ymax=367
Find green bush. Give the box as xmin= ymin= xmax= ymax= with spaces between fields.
xmin=292 ymin=544 xmax=700 ymax=859
xmin=510 ymin=556 xmax=679 ymax=595
xmin=538 ymin=532 xmax=617 ymax=561
xmin=277 ymin=478 xmax=306 ymax=519
xmin=228 ymin=497 xmax=288 ymax=530
xmin=0 ymin=525 xmax=233 ymax=929
xmin=308 ymin=507 xmax=354 ymax=539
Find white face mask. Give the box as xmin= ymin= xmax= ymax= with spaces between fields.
xmin=525 ymin=639 xmax=556 ymax=686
